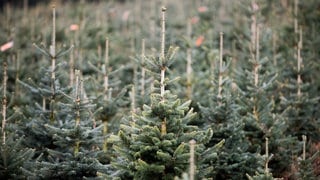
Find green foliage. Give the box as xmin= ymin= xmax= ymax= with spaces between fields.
xmin=110 ymin=41 xmax=222 ymax=179
xmin=0 ymin=134 xmax=34 ymax=179
xmin=296 ymin=151 xmax=320 ymax=180
xmin=246 ymin=172 xmax=274 ymax=180
xmin=0 ymin=0 xmax=319 ymax=179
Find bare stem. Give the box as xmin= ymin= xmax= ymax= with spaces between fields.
xmin=265 ymin=137 xmax=269 ymax=173
xmin=297 ymin=74 xmax=301 ymax=97
xmin=254 ymin=26 xmax=260 ymax=87
xmin=251 ymin=7 xmax=257 ymax=53
xmin=218 ymin=32 xmax=224 ymax=99
xmin=161 ymin=117 xmax=167 ymax=136
xmin=103 ymin=121 xmax=108 ymax=152
xmin=189 ymin=139 xmax=196 ymax=180
xmin=294 ymin=0 xmax=298 ymax=33
xmin=160 ymin=7 xmax=166 ymax=98
xmin=272 ymin=33 xmax=277 ymax=66
xmin=50 ymin=3 xmax=56 ymax=69
xmin=42 ymin=97 xmax=46 ymax=111
xmin=253 ymin=99 xmax=259 ymax=121
xmin=104 ymin=38 xmax=109 ymax=101
xmin=256 ymin=25 xmax=260 ymax=63
xmin=98 ymin=45 xmax=102 ymax=72
xmin=160 ymin=7 xmax=167 ymax=136
xmin=161 ymin=7 xmax=166 ymax=59
xmin=69 ymin=42 xmax=74 ymax=86
xmin=254 ymin=64 xmax=259 ymax=87
xmin=299 ymin=27 xmax=303 ymax=49
xmin=73 ymin=69 xmax=83 ymax=156
xmin=2 ymin=61 xmax=8 ymax=144
xmin=186 ymin=20 xmax=192 ymax=99
xmin=15 ymin=52 xmax=20 ymax=96
xmin=131 ymin=85 xmax=136 ymax=113
xmin=297 ymin=28 xmax=302 ymax=97
xmin=50 ymin=4 xmax=56 ymax=122
xmin=75 ymin=70 xmax=81 ymax=127
xmin=74 ymin=141 xmax=80 ymax=156
xmin=141 ymin=39 xmax=146 ymax=96
xmin=160 ymin=67 xmax=165 ymax=98
xmin=108 ymin=88 xmax=113 ymax=100
xmin=219 ymin=32 xmax=224 ymax=72
xmin=302 ymin=135 xmax=306 ymax=160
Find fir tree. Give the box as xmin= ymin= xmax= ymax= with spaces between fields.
xmin=0 ymin=0 xmax=319 ymax=179
xmin=0 ymin=61 xmax=34 ymax=179
xmin=109 ymin=7 xmax=223 ymax=179
xmin=296 ymin=135 xmax=319 ymax=180
xmin=87 ymin=38 xmax=129 ymax=165
xmin=199 ymin=33 xmax=264 ymax=179
xmin=0 ymin=134 xmax=34 ymax=179
xmin=279 ymin=26 xmax=320 ymax=142
xmin=17 ymin=5 xmax=107 ymax=179
xmin=17 ymin=4 xmax=73 ymax=159
xmin=24 ymin=70 xmax=107 ymax=179
xmin=232 ymin=1 xmax=298 ymax=177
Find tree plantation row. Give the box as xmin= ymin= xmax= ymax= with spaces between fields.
xmin=0 ymin=0 xmax=319 ymax=179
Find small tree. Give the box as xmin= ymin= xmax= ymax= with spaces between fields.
xmin=109 ymin=7 xmax=223 ymax=179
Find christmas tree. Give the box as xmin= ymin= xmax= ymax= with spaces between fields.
xmin=0 ymin=60 xmax=34 ymax=179
xmin=199 ymin=32 xmax=264 ymax=179
xmin=109 ymin=7 xmax=223 ymax=179
xmin=17 ymin=5 xmax=107 ymax=178
xmin=230 ymin=1 xmax=299 ymax=177
xmin=0 ymin=0 xmax=318 ymax=179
